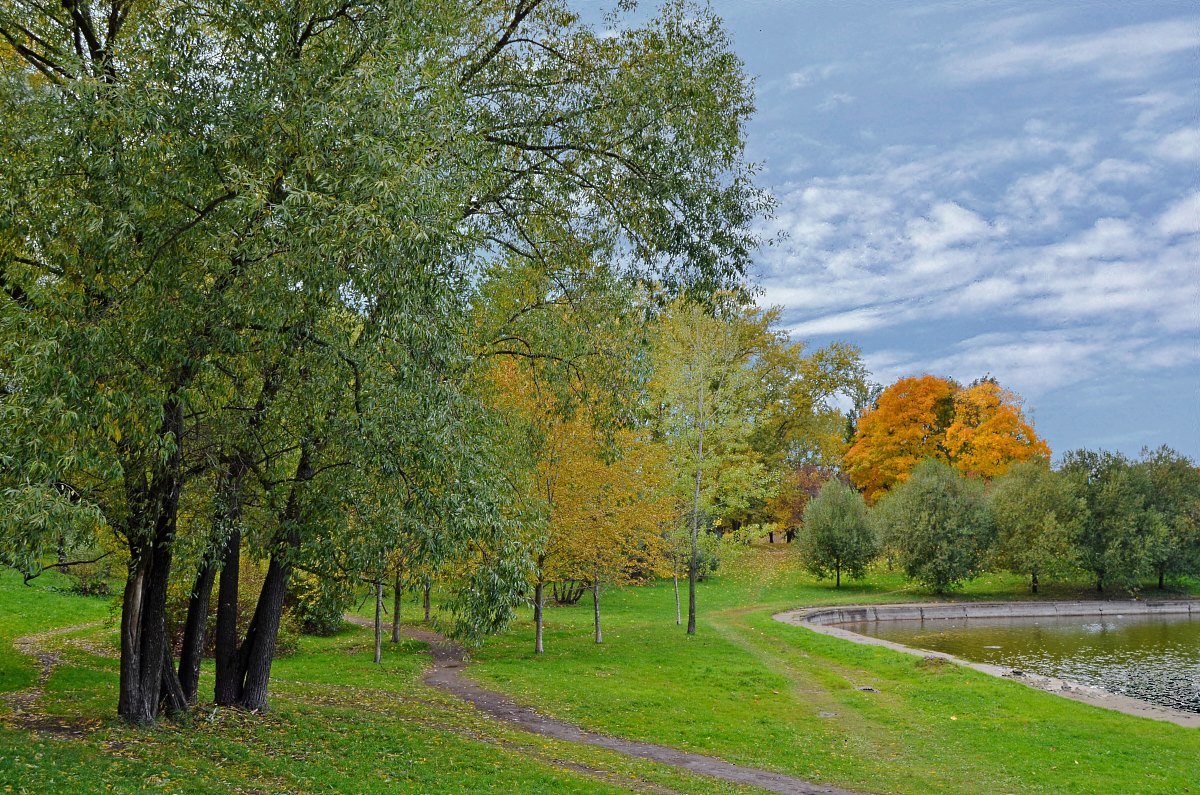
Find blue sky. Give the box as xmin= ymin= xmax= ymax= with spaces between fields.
xmin=591 ymin=1 xmax=1199 ymax=460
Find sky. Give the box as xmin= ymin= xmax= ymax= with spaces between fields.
xmin=586 ymin=0 xmax=1200 ymax=461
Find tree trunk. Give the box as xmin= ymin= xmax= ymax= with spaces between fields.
xmin=423 ymin=578 xmax=431 ymax=622
xmin=1158 ymin=570 xmax=1165 ymax=590
xmin=236 ymin=549 xmax=293 ymax=711
xmin=688 ymin=387 xmax=705 ymax=637
xmin=835 ymin=564 xmax=841 ymax=589
xmin=391 ymin=565 xmax=403 ymax=643
xmin=1096 ymin=575 xmax=1103 ymax=593
xmin=374 ymin=579 xmax=383 ymax=664
xmin=178 ymin=556 xmax=217 ymax=704
xmin=672 ymin=561 xmax=681 ymax=626
xmin=117 ymin=398 xmax=185 ymax=725
xmin=768 ymin=530 xmax=774 ymax=544
xmin=213 ymin=528 xmax=242 ymax=706
xmin=1031 ymin=570 xmax=1039 ymax=594
xmin=592 ymin=580 xmax=602 ymax=644
xmin=534 ymin=579 xmax=544 ymax=654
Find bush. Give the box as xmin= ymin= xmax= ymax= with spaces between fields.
xmin=799 ymin=479 xmax=877 ymax=587
xmin=287 ymin=570 xmax=350 ymax=636
xmin=873 ymin=459 xmax=993 ymax=593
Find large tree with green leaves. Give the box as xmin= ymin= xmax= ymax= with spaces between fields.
xmin=1 ymin=0 xmax=768 ymax=723
xmin=987 ymin=458 xmax=1081 ymax=593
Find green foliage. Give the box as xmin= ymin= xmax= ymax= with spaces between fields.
xmin=873 ymin=460 xmax=994 ymax=593
xmin=288 ymin=570 xmax=351 ymax=636
xmin=1060 ymin=449 xmax=1156 ymax=592
xmin=1137 ymin=446 xmax=1200 ymax=587
xmin=987 ymin=458 xmax=1082 ymax=592
xmin=798 ymin=479 xmax=877 ymax=587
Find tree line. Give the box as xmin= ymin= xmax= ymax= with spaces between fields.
xmin=798 ymin=448 xmax=1200 ymax=595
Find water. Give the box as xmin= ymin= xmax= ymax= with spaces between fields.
xmin=840 ymin=612 xmax=1200 ymax=714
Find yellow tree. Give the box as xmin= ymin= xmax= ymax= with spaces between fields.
xmin=548 ymin=422 xmax=671 ymax=644
xmin=944 ymin=379 xmax=1050 ymax=478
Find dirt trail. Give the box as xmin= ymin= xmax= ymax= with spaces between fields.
xmin=349 ymin=617 xmax=860 ymax=795
xmin=2 ymin=621 xmax=104 ymax=735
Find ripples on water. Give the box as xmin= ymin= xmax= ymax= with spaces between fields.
xmin=841 ymin=613 xmax=1200 ymax=714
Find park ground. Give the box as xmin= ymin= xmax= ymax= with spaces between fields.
xmin=2 ymin=545 xmax=1198 ymax=794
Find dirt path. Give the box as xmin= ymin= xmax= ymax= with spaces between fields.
xmin=2 ymin=621 xmax=104 ymax=735
xmin=349 ymin=617 xmax=859 ymax=795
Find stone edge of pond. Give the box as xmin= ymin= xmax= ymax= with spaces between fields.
xmin=772 ymin=600 xmax=1200 ymax=729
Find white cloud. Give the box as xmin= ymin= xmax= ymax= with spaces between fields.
xmin=786 ymin=63 xmax=839 ymax=89
xmin=906 ymin=202 xmax=992 ymax=250
xmin=1158 ymin=192 xmax=1200 ymax=237
xmin=1153 ymin=127 xmax=1200 ymax=162
xmin=816 ymin=93 xmax=855 ymax=112
xmin=944 ymin=19 xmax=1200 ymax=83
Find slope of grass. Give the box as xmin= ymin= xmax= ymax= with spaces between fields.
xmin=470 ymin=544 xmax=1200 ymax=795
xmin=0 ymin=570 xmax=758 ymax=795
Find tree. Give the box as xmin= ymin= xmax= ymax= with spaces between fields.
xmin=1136 ymin=447 xmax=1200 ymax=589
xmin=845 ymin=376 xmax=957 ymax=503
xmin=798 ymin=480 xmax=877 ymax=587
xmin=944 ymin=379 xmax=1050 ymax=479
xmin=650 ymin=296 xmax=772 ymax=635
xmin=873 ymin=460 xmax=994 ymax=593
xmin=987 ymin=459 xmax=1080 ymax=593
xmin=845 ymin=375 xmax=1050 ymax=502
xmin=2 ymin=0 xmax=769 ymax=722
xmin=1059 ymin=450 xmax=1156 ymax=593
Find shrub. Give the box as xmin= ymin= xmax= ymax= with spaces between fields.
xmin=873 ymin=459 xmax=993 ymax=593
xmin=799 ymin=479 xmax=877 ymax=587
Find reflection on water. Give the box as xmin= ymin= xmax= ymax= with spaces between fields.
xmin=841 ymin=612 xmax=1200 ymax=714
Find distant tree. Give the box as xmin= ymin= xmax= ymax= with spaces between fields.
xmin=1059 ymin=450 xmax=1154 ymax=593
xmin=944 ymin=379 xmax=1050 ymax=479
xmin=987 ymin=459 xmax=1081 ymax=593
xmin=873 ymin=460 xmax=993 ymax=593
xmin=799 ymin=480 xmax=877 ymax=587
xmin=844 ymin=376 xmax=957 ymax=502
xmin=650 ymin=296 xmax=772 ymax=635
xmin=845 ymin=375 xmax=1050 ymax=503
xmin=1137 ymin=446 xmax=1200 ymax=589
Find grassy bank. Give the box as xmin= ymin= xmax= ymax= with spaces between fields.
xmin=470 ymin=543 xmax=1200 ymax=794
xmin=0 ymin=570 xmax=756 ymax=795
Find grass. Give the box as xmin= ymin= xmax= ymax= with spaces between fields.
xmin=469 ymin=543 xmax=1200 ymax=795
xmin=0 ymin=569 xmax=758 ymax=795
xmin=2 ymin=552 xmax=1197 ymax=794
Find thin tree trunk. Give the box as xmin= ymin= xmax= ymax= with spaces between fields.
xmin=213 ymin=528 xmax=242 ymax=706
xmin=835 ymin=565 xmax=841 ymax=588
xmin=391 ymin=565 xmax=403 ymax=643
xmin=374 ymin=579 xmax=383 ymax=664
xmin=672 ymin=557 xmax=681 ymax=626
xmin=688 ymin=408 xmax=704 ymax=636
xmin=534 ymin=579 xmax=544 ymax=654
xmin=178 ymin=556 xmax=218 ymax=703
xmin=592 ymin=580 xmax=602 ymax=644
xmin=423 ymin=578 xmax=431 ymax=622
xmin=1031 ymin=570 xmax=1039 ymax=594
xmin=1158 ymin=570 xmax=1165 ymax=590
xmin=768 ymin=531 xmax=774 ymax=544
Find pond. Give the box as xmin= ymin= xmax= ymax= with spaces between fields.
xmin=840 ymin=612 xmax=1200 ymax=714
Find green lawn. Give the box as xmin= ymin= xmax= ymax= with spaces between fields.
xmin=469 ymin=543 xmax=1200 ymax=795
xmin=0 ymin=570 xmax=757 ymax=795
xmin=2 ymin=552 xmax=1197 ymax=795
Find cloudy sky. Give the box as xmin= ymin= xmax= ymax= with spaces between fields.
xmin=593 ymin=0 xmax=1199 ymax=460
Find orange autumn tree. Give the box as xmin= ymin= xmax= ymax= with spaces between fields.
xmin=844 ymin=375 xmax=957 ymax=502
xmin=488 ymin=359 xmax=670 ymax=650
xmin=944 ymin=379 xmax=1050 ymax=478
xmin=844 ymin=375 xmax=1049 ymax=502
